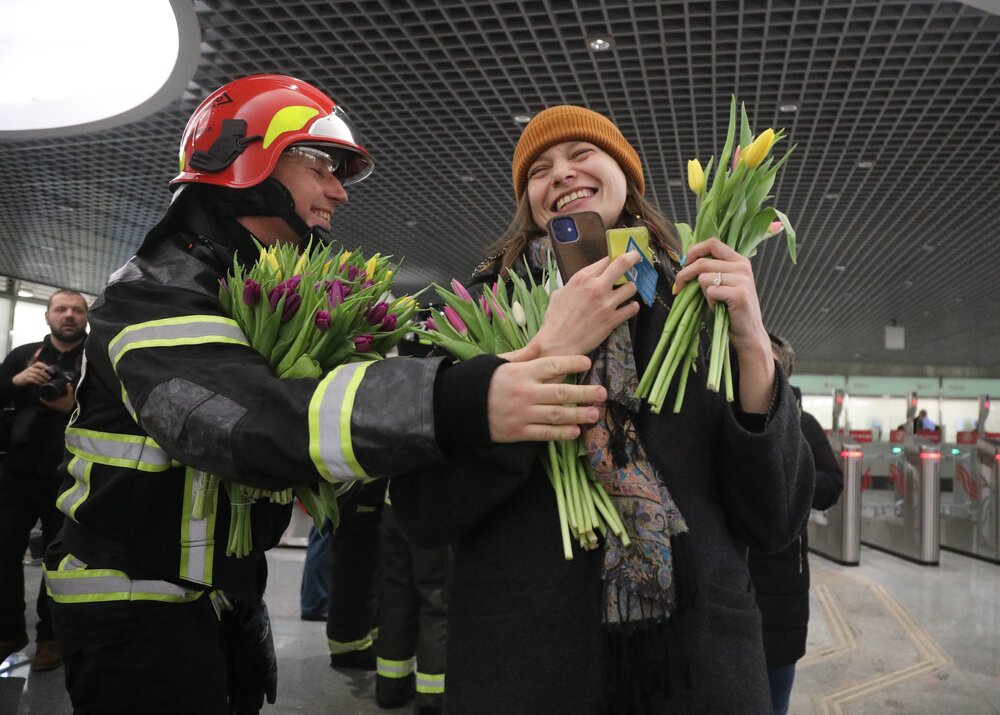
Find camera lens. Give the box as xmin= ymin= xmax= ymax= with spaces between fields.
xmin=551 ymin=217 xmax=579 ymax=243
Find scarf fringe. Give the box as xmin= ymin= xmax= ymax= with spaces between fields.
xmin=601 ymin=616 xmax=691 ymax=713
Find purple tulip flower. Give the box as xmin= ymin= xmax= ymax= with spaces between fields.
xmin=478 ymin=294 xmax=492 ymax=319
xmin=366 ymin=301 xmax=389 ymax=325
xmin=381 ymin=314 xmax=397 ymax=332
xmin=354 ymin=335 xmax=374 ymax=353
xmin=424 ymin=317 xmax=438 ymax=331
xmin=327 ymin=279 xmax=347 ymax=308
xmin=243 ymin=279 xmax=261 ymax=307
xmin=314 ymin=310 xmax=332 ymax=332
xmin=347 ymin=265 xmax=359 ymax=281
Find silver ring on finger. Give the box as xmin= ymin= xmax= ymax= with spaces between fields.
xmin=713 ymin=272 xmax=723 ymax=287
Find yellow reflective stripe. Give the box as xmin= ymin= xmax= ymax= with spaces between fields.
xmin=377 ymin=656 xmax=415 ymax=678
xmin=415 ymin=671 xmax=445 ymax=694
xmin=44 ymin=563 xmax=204 ymax=604
xmin=328 ymin=626 xmax=377 ymax=655
xmin=309 ymin=362 xmax=372 ymax=482
xmin=107 ymin=315 xmax=249 ymax=371
xmin=180 ymin=468 xmax=216 ymax=586
xmin=65 ymin=427 xmax=173 ymax=472
xmin=328 ymin=634 xmax=374 ymax=655
xmin=56 ymin=456 xmax=92 ymax=520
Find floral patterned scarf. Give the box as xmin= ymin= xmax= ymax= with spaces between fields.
xmin=527 ymin=238 xmax=689 ymax=625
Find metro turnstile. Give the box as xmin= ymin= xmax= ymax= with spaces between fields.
xmin=940 ymin=436 xmax=999 ymax=563
xmin=808 ymin=434 xmax=862 ymax=565
xmin=860 ymin=437 xmax=941 ymax=565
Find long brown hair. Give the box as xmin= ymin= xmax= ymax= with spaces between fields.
xmin=492 ymin=176 xmax=681 ymax=272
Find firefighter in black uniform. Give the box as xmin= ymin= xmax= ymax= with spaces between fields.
xmin=42 ymin=74 xmax=606 ymax=715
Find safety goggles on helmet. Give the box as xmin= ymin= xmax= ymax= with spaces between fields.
xmin=299 ymin=106 xmax=374 ymax=186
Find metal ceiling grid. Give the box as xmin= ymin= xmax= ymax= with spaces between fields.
xmin=0 ymin=0 xmax=997 ymax=373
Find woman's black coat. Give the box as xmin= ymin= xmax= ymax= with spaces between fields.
xmin=391 ymin=270 xmax=816 ymax=714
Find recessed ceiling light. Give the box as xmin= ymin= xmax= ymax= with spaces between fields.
xmin=460 ymin=175 xmax=475 ymax=183
xmin=779 ymin=103 xmax=798 ymax=113
xmin=667 ymin=179 xmax=683 ymax=188
xmin=405 ymin=220 xmax=418 ymax=228
xmin=17 ymin=290 xmax=33 ymax=298
xmin=513 ymin=114 xmax=532 ymax=125
xmin=857 ymin=160 xmax=874 ymax=169
xmin=824 ymin=193 xmax=839 ymax=200
xmin=833 ymin=265 xmax=846 ymax=272
xmin=587 ymin=37 xmax=613 ymax=52
xmin=0 ymin=0 xmax=198 ymax=137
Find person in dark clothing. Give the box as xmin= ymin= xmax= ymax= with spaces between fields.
xmin=326 ymin=480 xmax=386 ymax=670
xmin=391 ymin=105 xmax=815 ymax=713
xmin=42 ymin=75 xmax=611 ymax=715
xmin=747 ymin=334 xmax=844 ymax=715
xmin=0 ymin=289 xmax=87 ymax=671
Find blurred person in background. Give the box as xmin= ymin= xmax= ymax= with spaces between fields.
xmin=747 ymin=333 xmax=844 ymax=715
xmin=0 ymin=289 xmax=87 ymax=672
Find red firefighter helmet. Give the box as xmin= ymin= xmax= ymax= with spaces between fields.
xmin=170 ymin=74 xmax=374 ymax=189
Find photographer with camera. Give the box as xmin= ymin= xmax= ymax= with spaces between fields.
xmin=0 ymin=288 xmax=87 ymax=671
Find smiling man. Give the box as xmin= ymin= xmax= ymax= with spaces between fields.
xmin=41 ymin=74 xmax=608 ymax=714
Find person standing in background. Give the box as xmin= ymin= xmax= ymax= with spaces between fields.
xmin=0 ymin=289 xmax=88 ymax=672
xmin=747 ymin=333 xmax=845 ymax=715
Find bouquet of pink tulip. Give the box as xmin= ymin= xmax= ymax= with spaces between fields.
xmin=635 ymin=95 xmax=797 ymax=413
xmin=418 ymin=257 xmax=630 ymax=560
xmin=201 ymin=240 xmax=417 ymax=557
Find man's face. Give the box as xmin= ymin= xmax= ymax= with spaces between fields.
xmin=46 ymin=293 xmax=88 ymax=343
xmin=266 ymin=147 xmax=349 ymax=246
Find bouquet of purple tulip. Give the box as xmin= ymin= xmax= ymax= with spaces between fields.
xmin=202 ymin=241 xmax=417 ymax=557
xmin=419 ymin=257 xmax=630 ymax=560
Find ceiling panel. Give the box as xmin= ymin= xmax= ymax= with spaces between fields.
xmin=1 ymin=0 xmax=998 ymax=374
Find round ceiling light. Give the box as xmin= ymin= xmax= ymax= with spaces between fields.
xmin=0 ymin=0 xmax=199 ymax=137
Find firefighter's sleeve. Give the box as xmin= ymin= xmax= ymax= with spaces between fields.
xmin=94 ymin=278 xmax=498 ymax=491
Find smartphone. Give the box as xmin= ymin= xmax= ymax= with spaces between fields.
xmin=546 ymin=211 xmax=608 ymax=282
xmin=606 ymin=226 xmax=653 ymax=286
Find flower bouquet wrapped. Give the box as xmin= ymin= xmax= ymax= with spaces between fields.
xmin=635 ymin=95 xmax=798 ymax=413
xmin=203 ymin=241 xmax=417 ymax=556
xmin=418 ymin=257 xmax=630 ymax=560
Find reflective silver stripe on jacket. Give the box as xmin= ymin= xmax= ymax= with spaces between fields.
xmin=107 ymin=315 xmax=249 ymax=371
xmin=56 ymin=456 xmax=92 ymax=519
xmin=65 ymin=427 xmax=173 ymax=472
xmin=180 ymin=468 xmax=215 ymax=586
xmin=309 ymin=362 xmax=373 ymax=482
xmin=44 ymin=555 xmax=203 ymax=604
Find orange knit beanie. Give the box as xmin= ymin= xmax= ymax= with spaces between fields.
xmin=511 ymin=105 xmax=645 ymax=200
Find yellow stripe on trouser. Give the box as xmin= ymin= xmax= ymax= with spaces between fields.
xmin=309 ymin=362 xmax=373 ymax=482
xmin=416 ymin=671 xmax=445 ymax=694
xmin=377 ymin=656 xmax=415 ymax=678
xmin=328 ymin=627 xmax=378 ymax=655
xmin=44 ymin=555 xmax=204 ymax=604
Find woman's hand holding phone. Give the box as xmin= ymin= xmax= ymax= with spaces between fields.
xmin=530 ymin=251 xmax=642 ymax=358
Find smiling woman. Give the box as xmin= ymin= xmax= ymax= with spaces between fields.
xmin=0 ymin=0 xmax=199 ymax=137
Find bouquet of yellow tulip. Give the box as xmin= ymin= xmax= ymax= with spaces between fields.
xmin=635 ymin=96 xmax=797 ymax=413
xmin=203 ymin=241 xmax=417 ymax=556
xmin=418 ymin=257 xmax=630 ymax=560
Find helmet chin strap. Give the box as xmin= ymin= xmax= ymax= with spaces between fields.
xmin=256 ymin=178 xmax=335 ymax=247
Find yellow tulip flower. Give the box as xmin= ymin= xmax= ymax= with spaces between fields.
xmin=338 ymin=250 xmax=352 ymax=268
xmin=365 ymin=255 xmax=378 ymax=278
xmin=741 ymin=129 xmax=776 ymax=168
xmin=687 ymin=159 xmax=705 ymax=193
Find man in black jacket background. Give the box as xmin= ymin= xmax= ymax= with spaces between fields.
xmin=0 ymin=289 xmax=87 ymax=671
xmin=748 ymin=334 xmax=844 ymax=715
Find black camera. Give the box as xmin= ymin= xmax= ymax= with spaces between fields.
xmin=39 ymin=365 xmax=80 ymax=401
